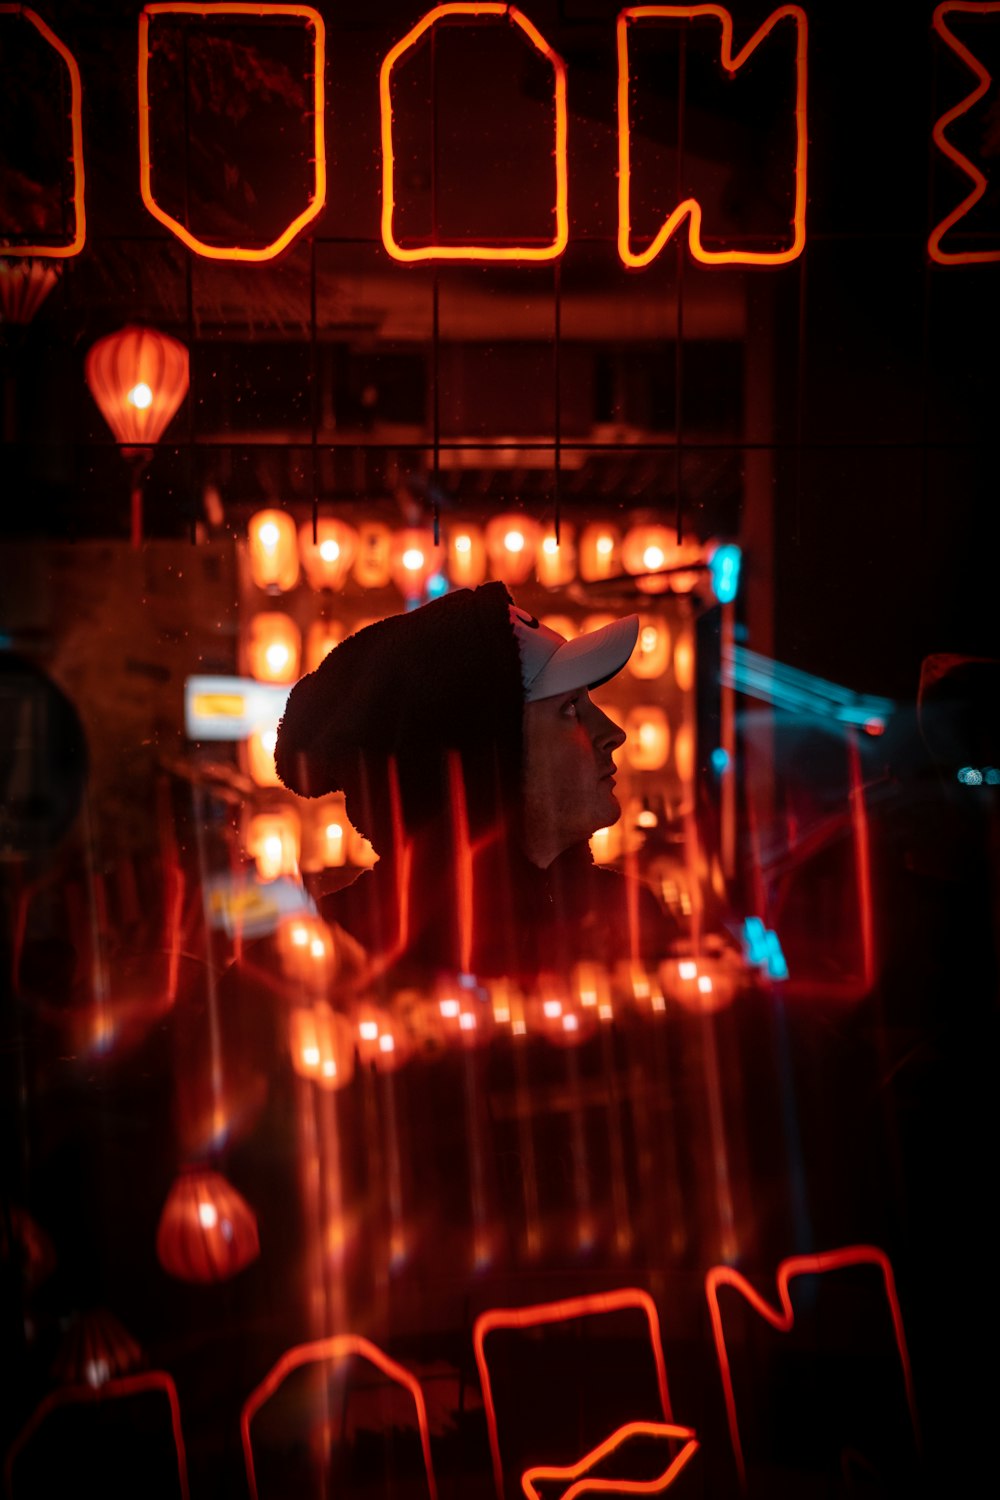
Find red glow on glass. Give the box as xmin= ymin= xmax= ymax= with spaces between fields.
xmin=705 ymin=1245 xmax=920 ymax=1490
xmin=241 ymin=1335 xmax=438 ymax=1500
xmin=138 ymin=4 xmax=327 ymax=262
xmin=930 ymin=3 xmax=1000 ymax=264
xmin=617 ymin=5 xmax=808 ymax=267
xmin=381 ymin=4 xmax=568 ymax=262
xmin=156 ymin=1168 xmax=260 ymax=1282
xmin=0 ymin=6 xmax=86 ymax=257
xmin=473 ymin=1288 xmax=675 ymax=1499
xmin=522 ymin=1420 xmax=699 ymax=1500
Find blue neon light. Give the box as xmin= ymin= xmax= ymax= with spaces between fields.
xmin=741 ymin=916 xmax=788 ymax=981
xmin=710 ymin=747 xmax=730 ymax=775
xmin=426 ymin=572 xmax=449 ymax=599
xmin=721 ymin=645 xmax=894 ymax=729
xmin=710 ymin=544 xmax=742 ymax=604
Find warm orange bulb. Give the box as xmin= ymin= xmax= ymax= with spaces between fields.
xmin=246 ymin=612 xmax=301 ymax=684
xmin=249 ymin=510 xmax=299 ymax=592
xmin=625 ymin=707 xmax=670 ymax=771
xmin=246 ymin=809 xmax=300 ymax=882
xmin=579 ymin=523 xmax=621 ymax=580
xmin=485 ymin=514 xmax=540 ymax=584
xmin=536 ymin=522 xmax=576 ymax=586
xmin=299 ymin=519 xmax=357 ymax=591
xmin=447 ymin=526 xmax=487 ymax=586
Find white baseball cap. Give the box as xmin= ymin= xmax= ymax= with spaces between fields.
xmin=510 ymin=606 xmax=639 ymax=703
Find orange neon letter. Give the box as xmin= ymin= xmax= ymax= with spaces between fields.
xmin=522 ymin=1421 xmax=700 ymax=1500
xmin=705 ymin=1245 xmax=920 ymax=1491
xmin=240 ymin=1335 xmax=438 ymax=1500
xmin=617 ymin=5 xmax=807 ymax=267
xmin=380 ymin=4 xmax=568 ymax=262
xmin=930 ymin=2 xmax=1000 ymax=264
xmin=0 ymin=5 xmax=85 ymax=257
xmin=138 ymin=4 xmax=326 ymax=262
xmin=473 ymin=1288 xmax=674 ymax=1499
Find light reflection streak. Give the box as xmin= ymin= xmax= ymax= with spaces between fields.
xmin=511 ymin=1015 xmax=542 ymax=1258
xmin=699 ymin=1014 xmax=737 ymax=1264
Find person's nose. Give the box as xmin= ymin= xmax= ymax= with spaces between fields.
xmin=592 ymin=703 xmax=626 ymax=754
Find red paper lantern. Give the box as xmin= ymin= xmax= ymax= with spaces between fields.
xmin=156 ymin=1169 xmax=259 ymax=1283
xmin=51 ymin=1307 xmax=143 ymax=1389
xmin=84 ymin=324 xmax=189 ymax=455
xmin=0 ymin=258 xmax=61 ymax=325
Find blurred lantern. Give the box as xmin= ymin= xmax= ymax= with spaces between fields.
xmin=622 ymin=523 xmax=676 ymax=577
xmin=629 ymin=616 xmax=670 ymax=679
xmin=156 ymin=1169 xmax=259 ymax=1283
xmin=625 ymin=707 xmax=670 ymax=771
xmin=245 ymin=808 xmax=300 ymax=882
xmin=84 ymin=324 xmax=190 ymax=547
xmin=51 ymin=1307 xmax=143 ymax=1389
xmin=246 ymin=724 xmax=281 ymax=787
xmin=673 ymin=634 xmax=695 ymax=692
xmin=536 ymin=523 xmax=576 ymax=587
xmin=299 ymin=518 xmax=357 ymax=591
xmin=673 ymin=721 xmax=695 ymax=782
xmin=589 ymin=821 xmax=622 ymax=864
xmin=540 ymin=614 xmax=576 ymax=639
xmin=582 ymin=612 xmax=617 ymax=637
xmin=389 ymin=527 xmax=443 ymax=600
xmin=0 ymin=258 xmax=61 ymax=325
xmin=573 ymin=962 xmax=610 ymax=1011
xmin=353 ymin=522 xmax=392 ymax=588
xmin=248 ymin=509 xmax=299 ymax=593
xmin=289 ymin=1003 xmax=356 ymax=1090
xmin=276 ymin=912 xmax=336 ymax=988
xmin=579 ymin=523 xmax=621 ymax=580
xmin=301 ymin=793 xmax=348 ymax=871
xmin=246 ymin=611 xmax=301 ymax=684
xmin=665 ymin=957 xmax=735 ymax=1014
xmin=447 ymin=525 xmax=487 ymax=586
xmin=304 ymin=617 xmax=343 ymax=672
xmin=348 ymin=823 xmax=378 ymax=867
xmin=485 ymin=513 xmax=540 ymax=585
xmin=355 ymin=1006 xmax=404 ymax=1071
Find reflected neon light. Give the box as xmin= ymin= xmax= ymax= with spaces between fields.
xmin=930 ymin=3 xmax=1000 ymax=264
xmin=139 ymin=4 xmax=327 ymax=262
xmin=241 ymin=1335 xmax=437 ymax=1500
xmin=473 ymin=1288 xmax=674 ymax=1499
xmin=522 ymin=1420 xmax=699 ymax=1500
xmin=0 ymin=6 xmax=86 ymax=257
xmin=617 ymin=6 xmax=808 ymax=267
xmin=721 ymin=644 xmax=894 ymax=728
xmin=705 ymin=1245 xmax=919 ymax=1489
xmin=380 ymin=4 xmax=568 ymax=262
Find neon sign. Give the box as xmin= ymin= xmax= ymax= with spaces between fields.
xmin=705 ymin=1245 xmax=920 ymax=1489
xmin=0 ymin=5 xmax=86 ymax=257
xmin=930 ymin=2 xmax=1000 ymax=264
xmin=521 ymin=1420 xmax=700 ymax=1499
xmin=380 ymin=3 xmax=568 ymax=262
xmin=138 ymin=3 xmax=327 ymax=262
xmin=617 ymin=5 xmax=808 ymax=267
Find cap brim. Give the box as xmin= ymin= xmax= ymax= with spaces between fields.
xmin=525 ymin=615 xmax=640 ymax=702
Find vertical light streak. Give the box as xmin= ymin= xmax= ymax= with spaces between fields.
xmin=447 ymin=752 xmax=473 ymax=975
xmin=700 ymin=1015 xmax=736 ymax=1264
xmin=847 ymin=729 xmax=876 ymax=991
xmin=512 ymin=1028 xmax=541 ymax=1258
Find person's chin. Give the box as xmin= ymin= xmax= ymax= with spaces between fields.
xmin=599 ymin=787 xmax=623 ymax=826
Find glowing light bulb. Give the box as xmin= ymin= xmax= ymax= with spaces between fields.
xmin=454 ymin=534 xmax=471 ymax=554
xmin=322 ymin=1059 xmax=336 ymax=1077
xmin=265 ymin=642 xmax=289 ymax=673
xmin=358 ymin=1021 xmax=379 ymax=1041
xmin=402 ymin=547 xmax=424 ymax=571
xmin=697 ymin=975 xmax=713 ymax=995
xmin=258 ymin=523 xmax=279 ymax=549
xmin=439 ymin=998 xmax=460 ymax=1018
xmin=679 ymin=960 xmax=697 ymax=980
xmin=459 ymin=1012 xmax=476 ymax=1031
xmin=262 ymin=729 xmax=277 ymax=754
xmin=643 ymin=545 xmax=665 ymax=570
xmin=543 ymin=536 xmax=558 ymax=554
xmin=504 ymin=530 xmax=525 ymax=552
xmin=198 ymin=1202 xmax=218 ymax=1229
xmin=127 ymin=381 xmax=153 ymax=409
xmin=562 ymin=1013 xmax=579 ymax=1032
xmin=596 ymin=535 xmax=614 ymax=556
xmin=379 ymin=1033 xmax=395 ymax=1053
xmin=640 ymin=626 xmax=657 ymax=652
xmin=263 ymin=834 xmax=282 ymax=863
xmin=542 ymin=998 xmax=562 ymax=1019
xmin=303 ymin=1044 xmax=320 ymax=1066
xmin=319 ymin=538 xmax=340 ymax=562
xmin=310 ymin=937 xmax=325 ymax=959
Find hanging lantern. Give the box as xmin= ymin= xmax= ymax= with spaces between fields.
xmin=355 ymin=1006 xmax=404 ymax=1072
xmin=582 ymin=612 xmax=617 ymax=637
xmin=51 ymin=1307 xmax=143 ymax=1389
xmin=299 ymin=518 xmax=357 ymax=591
xmin=622 ymin=523 xmax=677 ymax=577
xmin=573 ymin=962 xmax=611 ymax=1011
xmin=353 ymin=522 xmax=393 ymax=589
xmin=304 ymin=617 xmax=344 ymax=672
xmin=579 ymin=523 xmax=621 ymax=580
xmin=156 ymin=1169 xmax=259 ymax=1283
xmin=447 ymin=525 xmax=487 ymax=587
xmin=389 ymin=527 xmax=443 ymax=600
xmin=275 ymin=912 xmax=336 ymax=988
xmin=540 ymin=614 xmax=576 ymax=639
xmin=536 ymin=523 xmax=576 ymax=587
xmin=673 ymin=634 xmax=695 ymax=693
xmin=245 ymin=808 xmax=300 ymax=882
xmin=84 ymin=324 xmax=189 ymax=454
xmin=0 ymin=258 xmax=61 ymax=325
xmin=625 ymin=707 xmax=670 ymax=771
xmin=485 ymin=513 xmax=540 ymax=585
xmin=673 ymin=721 xmax=695 ymax=782
xmin=248 ymin=509 xmax=299 ymax=593
xmin=246 ymin=611 xmax=301 ymax=684
xmin=629 ymin=616 xmax=671 ymax=679
xmin=246 ymin=724 xmax=281 ymax=788
xmin=301 ymin=794 xmax=348 ymax=871
xmin=289 ymin=1003 xmax=356 ymax=1090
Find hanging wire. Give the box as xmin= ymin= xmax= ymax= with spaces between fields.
xmin=674 ymin=27 xmax=686 ymax=544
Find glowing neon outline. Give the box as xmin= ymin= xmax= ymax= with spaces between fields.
xmin=380 ymin=3 xmax=568 ymax=262
xmin=4 ymin=1372 xmax=189 ymax=1499
xmin=929 ymin=2 xmax=1000 ymax=264
xmin=617 ymin=5 xmax=808 ymax=266
xmin=521 ymin=1420 xmax=699 ymax=1500
xmin=139 ymin=3 xmax=327 ymax=262
xmin=473 ymin=1288 xmax=674 ymax=1500
xmin=0 ymin=5 xmax=86 ymax=257
xmin=705 ymin=1245 xmax=920 ymax=1491
xmin=241 ymin=1334 xmax=438 ymax=1500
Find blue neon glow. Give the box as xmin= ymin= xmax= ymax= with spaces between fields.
xmin=721 ymin=645 xmax=894 ymax=729
xmin=426 ymin=572 xmax=449 ymax=599
xmin=741 ymin=916 xmax=788 ymax=981
xmin=709 ymin=544 xmax=742 ymax=604
xmin=710 ymin=747 xmax=730 ymax=775
xmin=958 ymin=766 xmax=983 ymax=785
xmin=985 ymin=768 xmax=1000 ymax=785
